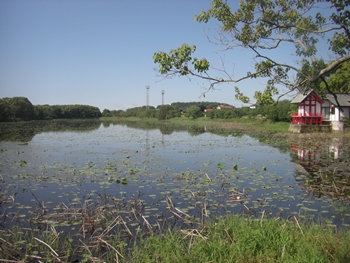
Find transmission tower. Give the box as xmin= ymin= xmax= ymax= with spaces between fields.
xmin=161 ymin=90 xmax=165 ymax=105
xmin=146 ymin=85 xmax=150 ymax=109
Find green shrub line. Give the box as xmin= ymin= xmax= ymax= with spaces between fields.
xmin=101 ymin=116 xmax=292 ymax=133
xmin=1 ymin=215 xmax=349 ymax=262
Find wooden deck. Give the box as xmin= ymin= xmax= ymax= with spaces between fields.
xmin=291 ymin=113 xmax=323 ymax=125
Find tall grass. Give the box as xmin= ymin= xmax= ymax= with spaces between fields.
xmin=127 ymin=215 xmax=350 ymax=263
xmin=1 ymin=211 xmax=349 ymax=262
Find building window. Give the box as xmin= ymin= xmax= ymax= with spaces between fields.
xmin=322 ymin=107 xmax=330 ymax=119
xmin=331 ymin=106 xmax=335 ymax=115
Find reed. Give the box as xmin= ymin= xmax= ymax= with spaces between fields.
xmin=2 ymin=213 xmax=349 ymax=262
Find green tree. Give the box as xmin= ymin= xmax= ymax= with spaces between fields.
xmin=264 ymin=100 xmax=297 ymax=122
xmin=115 ymin=110 xmax=125 ymax=117
xmin=144 ymin=109 xmax=158 ymax=118
xmin=158 ymin=105 xmax=179 ymax=120
xmin=33 ymin=104 xmax=101 ymax=119
xmin=153 ymin=0 xmax=350 ymax=105
xmin=320 ymin=60 xmax=350 ymax=94
xmin=1 ymin=97 xmax=35 ymax=121
xmin=185 ymin=105 xmax=202 ymax=119
xmin=0 ymin=98 xmax=10 ymax=121
xmin=102 ymin=109 xmax=112 ymax=117
xmin=34 ymin=104 xmax=56 ymax=120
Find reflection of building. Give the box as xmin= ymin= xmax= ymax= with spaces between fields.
xmin=291 ymin=143 xmax=322 ymax=168
xmin=291 ymin=138 xmax=342 ymax=168
xmin=290 ymin=91 xmax=350 ymax=132
xmin=328 ymin=137 xmax=342 ymax=160
xmin=292 ymin=138 xmax=349 ymax=200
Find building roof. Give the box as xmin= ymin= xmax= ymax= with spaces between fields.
xmin=324 ymin=93 xmax=350 ymax=107
xmin=217 ymin=105 xmax=234 ymax=109
xmin=290 ymin=90 xmax=319 ymax=104
xmin=291 ymin=90 xmax=350 ymax=107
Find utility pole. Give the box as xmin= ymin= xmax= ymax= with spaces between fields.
xmin=146 ymin=85 xmax=150 ymax=109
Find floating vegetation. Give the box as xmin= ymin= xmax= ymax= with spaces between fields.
xmin=0 ymin=120 xmax=349 ymax=255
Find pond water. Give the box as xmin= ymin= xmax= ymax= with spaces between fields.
xmin=0 ymin=120 xmax=349 ymax=232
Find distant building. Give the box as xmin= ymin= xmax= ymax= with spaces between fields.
xmin=216 ymin=105 xmax=234 ymax=110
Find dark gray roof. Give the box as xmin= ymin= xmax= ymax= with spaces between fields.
xmin=324 ymin=93 xmax=350 ymax=107
xmin=290 ymin=90 xmax=314 ymax=104
xmin=291 ymin=90 xmax=350 ymax=107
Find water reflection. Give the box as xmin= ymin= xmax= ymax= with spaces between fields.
xmin=0 ymin=119 xmax=101 ymax=142
xmin=291 ymin=142 xmax=323 ymax=168
xmin=291 ymin=137 xmax=348 ymax=171
xmin=0 ymin=120 xmax=349 ymax=233
xmin=291 ymin=137 xmax=350 ymax=201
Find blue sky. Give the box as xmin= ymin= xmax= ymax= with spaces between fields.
xmin=0 ymin=0 xmax=331 ymax=111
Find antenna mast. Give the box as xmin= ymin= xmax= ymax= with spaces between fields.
xmin=146 ymin=85 xmax=150 ymax=109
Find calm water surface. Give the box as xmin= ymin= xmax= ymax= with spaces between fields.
xmin=0 ymin=121 xmax=349 ymax=230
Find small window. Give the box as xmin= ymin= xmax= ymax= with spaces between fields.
xmin=322 ymin=107 xmax=330 ymax=119
xmin=331 ymin=107 xmax=335 ymax=115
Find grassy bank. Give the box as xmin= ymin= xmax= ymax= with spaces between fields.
xmin=1 ymin=215 xmax=349 ymax=262
xmin=101 ymin=116 xmax=292 ymax=133
xmin=100 ymin=116 xmax=350 ymax=137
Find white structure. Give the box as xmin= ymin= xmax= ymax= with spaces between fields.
xmin=161 ymin=90 xmax=164 ymax=105
xmin=146 ymin=85 xmax=150 ymax=109
xmin=321 ymin=94 xmax=350 ymax=130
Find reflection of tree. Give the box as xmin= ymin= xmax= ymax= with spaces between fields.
xmin=101 ymin=121 xmax=111 ymax=128
xmin=206 ymin=127 xmax=245 ymax=138
xmin=101 ymin=119 xmax=182 ymax=135
xmin=0 ymin=119 xmax=102 ymax=142
xmin=187 ymin=125 xmax=205 ymax=136
xmin=158 ymin=125 xmax=174 ymax=135
xmin=145 ymin=129 xmax=150 ymax=155
xmin=0 ymin=122 xmax=35 ymax=142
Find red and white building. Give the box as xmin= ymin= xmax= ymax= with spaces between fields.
xmin=290 ymin=91 xmax=350 ymax=131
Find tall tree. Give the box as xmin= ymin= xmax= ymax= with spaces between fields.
xmin=185 ymin=105 xmax=202 ymax=119
xmin=153 ymin=0 xmax=350 ymax=105
xmin=0 ymin=97 xmax=34 ymax=121
xmin=320 ymin=60 xmax=350 ymax=93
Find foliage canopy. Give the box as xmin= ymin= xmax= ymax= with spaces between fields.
xmin=153 ymin=0 xmax=350 ymax=105
xmin=0 ymin=97 xmax=101 ymax=122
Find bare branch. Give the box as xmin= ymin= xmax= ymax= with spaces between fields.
xmin=248 ymin=45 xmax=300 ymax=72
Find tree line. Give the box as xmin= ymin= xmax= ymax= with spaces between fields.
xmin=0 ymin=97 xmax=101 ymax=122
xmin=170 ymin=101 xmax=232 ymax=111
xmin=102 ymin=100 xmax=297 ymax=122
xmin=0 ymin=96 xmax=296 ymax=123
xmin=185 ymin=100 xmax=297 ymax=122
